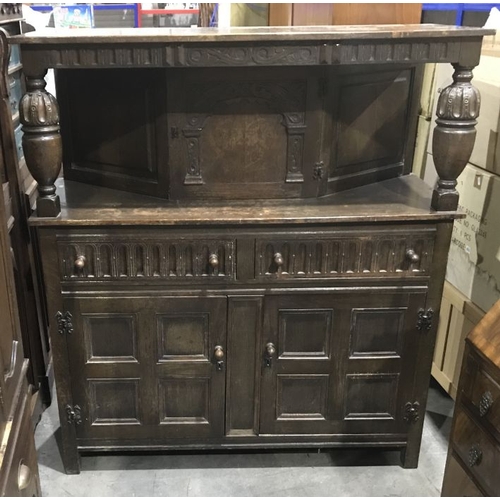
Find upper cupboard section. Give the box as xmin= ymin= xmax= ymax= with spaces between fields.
xmin=57 ymin=64 xmax=419 ymax=200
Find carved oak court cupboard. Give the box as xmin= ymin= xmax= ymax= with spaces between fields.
xmin=9 ymin=24 xmax=493 ymax=474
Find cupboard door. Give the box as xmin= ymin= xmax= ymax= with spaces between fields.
xmin=168 ymin=66 xmax=326 ymax=200
xmin=259 ymin=291 xmax=425 ymax=435
xmin=64 ymin=295 xmax=227 ymax=443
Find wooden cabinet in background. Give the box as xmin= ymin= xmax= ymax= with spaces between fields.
xmin=442 ymin=300 xmax=500 ymax=496
xmin=269 ymin=3 xmax=422 ymax=26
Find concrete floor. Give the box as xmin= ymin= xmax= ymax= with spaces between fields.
xmin=35 ymin=379 xmax=454 ymax=497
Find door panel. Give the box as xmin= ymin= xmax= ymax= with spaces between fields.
xmin=65 ymin=296 xmax=227 ymax=442
xmin=259 ymin=291 xmax=425 ymax=435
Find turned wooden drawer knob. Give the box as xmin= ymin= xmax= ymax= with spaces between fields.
xmin=273 ymin=252 xmax=284 ymax=267
xmin=74 ymin=255 xmax=86 ymax=270
xmin=18 ymin=462 xmax=31 ymax=491
xmin=405 ymin=249 xmax=420 ymax=263
xmin=209 ymin=253 xmax=219 ymax=268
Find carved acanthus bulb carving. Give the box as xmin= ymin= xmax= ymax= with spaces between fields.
xmin=19 ymin=77 xmax=60 ymax=130
xmin=436 ymin=68 xmax=480 ymax=123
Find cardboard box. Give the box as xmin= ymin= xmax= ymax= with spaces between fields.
xmin=425 ymin=154 xmax=500 ymax=313
xmin=426 ymin=56 xmax=500 ymax=176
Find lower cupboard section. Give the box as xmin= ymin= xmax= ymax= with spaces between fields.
xmin=60 ymin=289 xmax=428 ymax=447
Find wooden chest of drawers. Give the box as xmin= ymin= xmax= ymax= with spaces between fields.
xmin=13 ymin=25 xmax=493 ymax=474
xmin=442 ymin=300 xmax=500 ymax=496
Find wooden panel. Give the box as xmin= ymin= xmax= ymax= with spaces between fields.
xmin=58 ymin=69 xmax=169 ymax=198
xmin=168 ymin=66 xmax=324 ymax=200
xmin=277 ymin=375 xmax=329 ymax=419
xmin=432 ymin=281 xmax=484 ymax=399
xmin=442 ymin=453 xmax=484 ymax=497
xmin=157 ymin=313 xmax=209 ymax=361
xmin=159 ymin=378 xmax=210 ymax=423
xmin=331 ymin=4 xmax=422 ymax=25
xmin=226 ymin=297 xmax=262 ymax=434
xmin=279 ymin=309 xmax=332 ymax=358
xmin=84 ymin=314 xmax=137 ymax=362
xmin=350 ymin=308 xmax=405 ymax=358
xmin=344 ymin=374 xmax=399 ymax=419
xmin=89 ymin=378 xmax=140 ymax=424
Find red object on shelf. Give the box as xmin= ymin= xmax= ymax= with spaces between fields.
xmin=137 ymin=4 xmax=199 ymax=27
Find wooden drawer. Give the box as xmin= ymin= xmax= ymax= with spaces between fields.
xmin=453 ymin=406 xmax=500 ymax=495
xmin=442 ymin=453 xmax=484 ymax=497
xmin=463 ymin=354 xmax=500 ymax=434
xmin=57 ymin=232 xmax=235 ymax=282
xmin=255 ymin=228 xmax=435 ymax=280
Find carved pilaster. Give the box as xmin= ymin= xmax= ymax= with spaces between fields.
xmin=19 ymin=73 xmax=62 ymax=217
xmin=431 ymin=65 xmax=480 ymax=211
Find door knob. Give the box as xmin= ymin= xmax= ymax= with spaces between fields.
xmin=214 ymin=345 xmax=224 ymax=370
xmin=405 ymin=249 xmax=420 ymax=264
xmin=265 ymin=342 xmax=276 ymax=367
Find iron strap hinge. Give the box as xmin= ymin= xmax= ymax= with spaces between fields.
xmin=65 ymin=404 xmax=82 ymax=425
xmin=416 ymin=308 xmax=433 ymax=331
xmin=56 ymin=311 xmax=73 ymax=335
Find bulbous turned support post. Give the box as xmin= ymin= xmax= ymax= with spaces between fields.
xmin=19 ymin=72 xmax=62 ymax=217
xmin=431 ymin=64 xmax=480 ymax=211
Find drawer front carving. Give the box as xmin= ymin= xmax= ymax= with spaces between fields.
xmin=453 ymin=407 xmax=500 ymax=495
xmin=463 ymin=355 xmax=500 ymax=435
xmin=255 ymin=229 xmax=435 ymax=280
xmin=57 ymin=235 xmax=235 ymax=281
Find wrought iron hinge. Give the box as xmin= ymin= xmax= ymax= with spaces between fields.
xmin=56 ymin=311 xmax=73 ymax=335
xmin=171 ymin=126 xmax=179 ymax=139
xmin=313 ymin=161 xmax=325 ymax=180
xmin=416 ymin=308 xmax=433 ymax=331
xmin=65 ymin=404 xmax=82 ymax=425
xmin=403 ymin=401 xmax=420 ymax=423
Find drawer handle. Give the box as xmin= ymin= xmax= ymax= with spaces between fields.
xmin=265 ymin=342 xmax=276 ymax=367
xmin=479 ymin=391 xmax=494 ymax=417
xmin=18 ymin=462 xmax=31 ymax=491
xmin=406 ymin=249 xmax=420 ymax=263
xmin=214 ymin=345 xmax=224 ymax=370
xmin=273 ymin=252 xmax=284 ymax=268
xmin=468 ymin=444 xmax=482 ymax=467
xmin=209 ymin=253 xmax=219 ymax=268
xmin=74 ymin=255 xmax=86 ymax=271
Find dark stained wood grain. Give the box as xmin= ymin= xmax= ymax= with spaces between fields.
xmin=9 ymin=25 xmax=495 ymax=44
xmin=29 ymin=175 xmax=465 ymax=227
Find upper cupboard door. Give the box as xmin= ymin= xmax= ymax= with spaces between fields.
xmin=168 ymin=67 xmax=327 ymax=200
xmin=63 ymin=296 xmax=227 ymax=445
xmin=58 ymin=69 xmax=170 ymax=198
xmin=325 ymin=66 xmax=418 ymax=193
